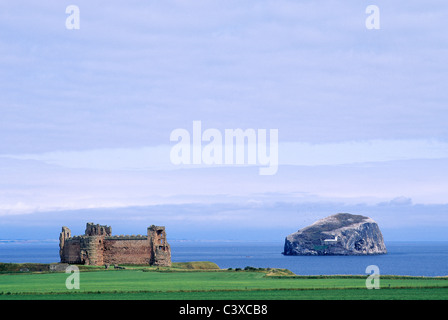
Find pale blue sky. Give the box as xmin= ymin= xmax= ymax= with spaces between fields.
xmin=0 ymin=1 xmax=447 ymax=240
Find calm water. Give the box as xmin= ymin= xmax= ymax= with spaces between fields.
xmin=1 ymin=240 xmax=447 ymax=276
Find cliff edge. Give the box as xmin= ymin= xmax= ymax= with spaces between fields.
xmin=283 ymin=213 xmax=387 ymax=255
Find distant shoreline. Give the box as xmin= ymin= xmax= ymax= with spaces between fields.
xmin=2 ymin=239 xmax=448 ymax=243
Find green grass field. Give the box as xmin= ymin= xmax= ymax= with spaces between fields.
xmin=0 ymin=263 xmax=447 ymax=300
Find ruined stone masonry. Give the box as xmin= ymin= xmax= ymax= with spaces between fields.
xmin=59 ymin=223 xmax=171 ymax=266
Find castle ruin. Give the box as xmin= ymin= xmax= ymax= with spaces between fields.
xmin=59 ymin=223 xmax=171 ymax=266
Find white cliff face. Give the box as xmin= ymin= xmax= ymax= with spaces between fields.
xmin=284 ymin=213 xmax=387 ymax=256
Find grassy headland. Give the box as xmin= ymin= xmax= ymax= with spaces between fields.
xmin=0 ymin=262 xmax=446 ymax=300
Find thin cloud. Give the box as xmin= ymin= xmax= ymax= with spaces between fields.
xmin=2 ymin=139 xmax=447 ymax=170
xmin=1 ymin=1 xmax=448 ymax=153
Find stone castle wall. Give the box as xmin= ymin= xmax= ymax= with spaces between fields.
xmin=59 ymin=223 xmax=171 ymax=266
xmin=102 ymin=237 xmax=151 ymax=265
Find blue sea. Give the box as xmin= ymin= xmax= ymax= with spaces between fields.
xmin=0 ymin=240 xmax=447 ymax=277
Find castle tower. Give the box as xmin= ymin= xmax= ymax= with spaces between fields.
xmin=59 ymin=226 xmax=71 ymax=262
xmin=79 ymin=223 xmax=110 ymax=265
xmin=85 ymin=222 xmax=112 ymax=236
xmin=148 ymin=225 xmax=172 ymax=267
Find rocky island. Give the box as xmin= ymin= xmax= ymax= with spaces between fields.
xmin=283 ymin=213 xmax=387 ymax=255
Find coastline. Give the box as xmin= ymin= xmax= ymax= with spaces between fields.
xmin=0 ymin=240 xmax=447 ymax=277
